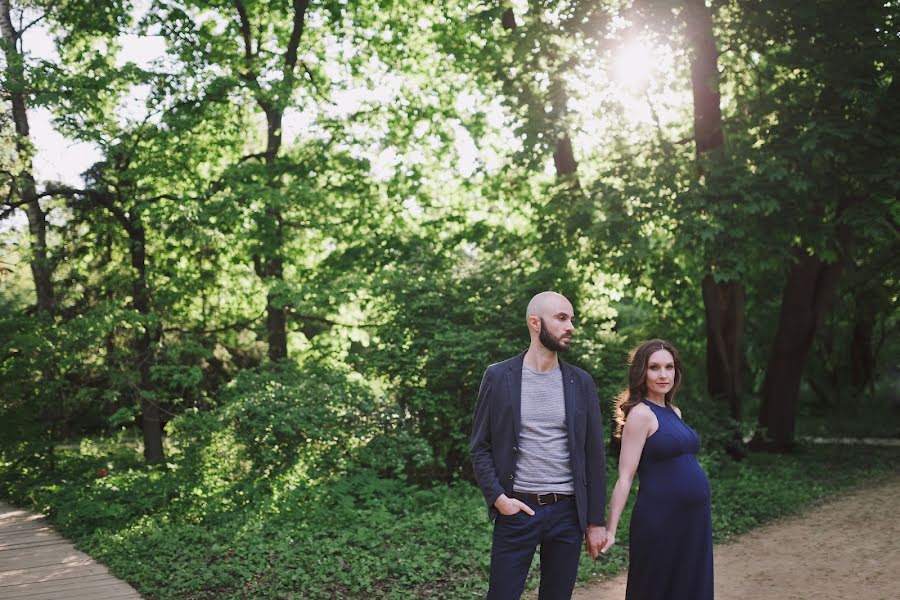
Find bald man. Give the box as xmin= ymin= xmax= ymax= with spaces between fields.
xmin=470 ymin=292 xmax=608 ymax=600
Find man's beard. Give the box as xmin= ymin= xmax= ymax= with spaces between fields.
xmin=539 ymin=318 xmax=571 ymax=352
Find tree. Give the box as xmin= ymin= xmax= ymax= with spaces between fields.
xmin=683 ymin=0 xmax=746 ymax=454
xmin=730 ymin=0 xmax=900 ymax=450
xmin=0 ymin=0 xmax=53 ymax=314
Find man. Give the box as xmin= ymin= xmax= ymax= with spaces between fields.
xmin=470 ymin=291 xmax=608 ymax=600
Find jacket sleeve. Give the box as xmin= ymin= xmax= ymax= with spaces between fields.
xmin=470 ymin=366 xmax=504 ymax=509
xmin=584 ymin=373 xmax=608 ymax=526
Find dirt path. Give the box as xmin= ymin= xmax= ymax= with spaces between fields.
xmin=572 ymin=475 xmax=900 ymax=600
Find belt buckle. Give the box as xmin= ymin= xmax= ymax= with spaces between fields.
xmin=537 ymin=493 xmax=557 ymax=506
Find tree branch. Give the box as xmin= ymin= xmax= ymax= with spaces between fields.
xmin=163 ymin=308 xmax=267 ymax=335
xmin=34 ymin=184 xmax=134 ymax=231
xmin=290 ymin=311 xmax=385 ymax=329
xmin=302 ymin=62 xmax=336 ymax=106
xmin=233 ymin=0 xmax=256 ymax=80
xmin=17 ymin=1 xmax=56 ymax=39
xmin=0 ymin=205 xmax=21 ymax=221
xmin=284 ymin=0 xmax=310 ymax=73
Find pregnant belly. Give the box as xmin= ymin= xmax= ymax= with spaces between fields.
xmin=637 ymin=456 xmax=710 ymax=504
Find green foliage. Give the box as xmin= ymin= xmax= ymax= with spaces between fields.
xmin=363 ymin=218 xmax=547 ymax=481
xmin=220 ymin=360 xmax=380 ymax=480
xmin=1 ymin=425 xmax=896 ymax=598
xmin=3 ymin=0 xmax=899 ymax=595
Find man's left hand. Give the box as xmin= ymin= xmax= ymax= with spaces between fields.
xmin=584 ymin=524 xmax=607 ymax=560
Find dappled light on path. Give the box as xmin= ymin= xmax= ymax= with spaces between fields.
xmin=0 ymin=503 xmax=142 ymax=599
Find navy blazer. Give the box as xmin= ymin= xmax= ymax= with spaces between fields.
xmin=469 ymin=352 xmax=607 ymax=532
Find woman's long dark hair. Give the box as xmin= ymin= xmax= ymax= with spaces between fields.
xmin=613 ymin=339 xmax=684 ymax=437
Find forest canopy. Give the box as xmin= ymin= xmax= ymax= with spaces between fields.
xmin=1 ymin=0 xmax=897 ymax=478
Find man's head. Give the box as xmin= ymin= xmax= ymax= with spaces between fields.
xmin=525 ymin=291 xmax=575 ymax=352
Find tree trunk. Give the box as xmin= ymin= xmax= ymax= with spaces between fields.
xmin=128 ymin=211 xmax=164 ymax=462
xmin=702 ymin=276 xmax=744 ymax=416
xmin=849 ymin=313 xmax=874 ymax=391
xmin=0 ymin=0 xmax=54 ymax=314
xmin=553 ymin=133 xmax=578 ymax=177
xmin=685 ymin=0 xmax=724 ymax=154
xmin=235 ymin=0 xmax=309 ymax=362
xmin=684 ymin=0 xmax=744 ymax=452
xmin=501 ymin=7 xmax=516 ymax=30
xmin=254 ymin=224 xmax=287 ymax=362
xmin=753 ymin=228 xmax=850 ymax=451
xmin=258 ymin=105 xmax=287 ymax=361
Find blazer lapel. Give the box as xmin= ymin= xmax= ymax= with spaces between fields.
xmin=507 ymin=352 xmax=526 ymax=440
xmin=559 ymin=360 xmax=576 ymax=450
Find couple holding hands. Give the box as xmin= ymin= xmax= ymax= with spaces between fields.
xmin=470 ymin=292 xmax=714 ymax=600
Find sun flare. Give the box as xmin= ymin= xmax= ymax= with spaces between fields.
xmin=569 ymin=34 xmax=693 ymax=152
xmin=612 ymin=40 xmax=657 ymax=92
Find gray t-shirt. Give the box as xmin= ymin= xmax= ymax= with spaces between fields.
xmin=513 ymin=365 xmax=575 ymax=495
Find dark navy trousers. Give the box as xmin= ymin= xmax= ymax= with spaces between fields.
xmin=487 ymin=497 xmax=582 ymax=600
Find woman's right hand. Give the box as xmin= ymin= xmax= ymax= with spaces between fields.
xmin=600 ymin=530 xmax=616 ymax=554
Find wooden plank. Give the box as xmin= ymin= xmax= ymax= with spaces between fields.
xmin=0 ymin=563 xmax=116 ymax=587
xmin=0 ymin=532 xmax=62 ymax=548
xmin=0 ymin=542 xmax=70 ymax=554
xmin=0 ymin=529 xmax=64 ymax=543
xmin=0 ymin=544 xmax=85 ymax=571
xmin=0 ymin=529 xmax=57 ymax=542
xmin=0 ymin=564 xmax=113 ymax=586
xmin=0 ymin=503 xmax=142 ymax=599
xmin=0 ymin=554 xmax=93 ymax=571
xmin=0 ymin=579 xmax=141 ymax=600
xmin=0 ymin=512 xmax=44 ymax=525
xmin=0 ymin=522 xmax=48 ymax=535
xmin=52 ymin=591 xmax=141 ymax=600
xmin=0 ymin=519 xmax=46 ymax=530
xmin=0 ymin=573 xmax=115 ymax=596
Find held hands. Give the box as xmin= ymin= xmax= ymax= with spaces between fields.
xmin=585 ymin=525 xmax=608 ymax=560
xmin=599 ymin=529 xmax=616 ymax=555
xmin=493 ymin=494 xmax=535 ymax=516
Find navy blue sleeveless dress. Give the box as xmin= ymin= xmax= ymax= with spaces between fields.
xmin=626 ymin=400 xmax=713 ymax=600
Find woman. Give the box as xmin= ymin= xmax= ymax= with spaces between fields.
xmin=599 ymin=339 xmax=713 ymax=599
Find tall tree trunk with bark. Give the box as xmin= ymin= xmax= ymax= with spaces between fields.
xmin=256 ymin=108 xmax=288 ymax=362
xmin=0 ymin=0 xmax=54 ymax=314
xmin=91 ymin=191 xmax=164 ymax=462
xmin=753 ymin=220 xmax=852 ymax=451
xmin=701 ymin=277 xmax=744 ymax=421
xmin=849 ymin=311 xmax=874 ymax=392
xmin=685 ymin=0 xmax=724 ymax=154
xmin=684 ymin=0 xmax=745 ymax=453
xmin=235 ymin=0 xmax=308 ymax=362
xmin=128 ymin=211 xmax=164 ymax=462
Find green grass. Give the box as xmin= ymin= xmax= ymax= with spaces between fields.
xmin=2 ymin=434 xmax=897 ymax=599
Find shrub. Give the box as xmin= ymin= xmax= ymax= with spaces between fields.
xmin=220 ymin=360 xmax=381 ymax=480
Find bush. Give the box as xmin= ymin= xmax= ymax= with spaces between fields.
xmin=219 ymin=360 xmax=382 ymax=481
xmin=3 ymin=436 xmax=897 ymax=599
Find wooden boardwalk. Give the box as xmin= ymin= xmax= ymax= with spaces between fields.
xmin=0 ymin=502 xmax=142 ymax=599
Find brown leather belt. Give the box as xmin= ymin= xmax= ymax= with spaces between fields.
xmin=511 ymin=491 xmax=573 ymax=506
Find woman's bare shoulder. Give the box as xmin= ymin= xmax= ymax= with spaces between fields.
xmin=626 ymin=403 xmax=655 ymax=426
xmin=629 ymin=402 xmax=653 ymax=418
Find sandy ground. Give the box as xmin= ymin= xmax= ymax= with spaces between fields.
xmin=571 ymin=475 xmax=900 ymax=600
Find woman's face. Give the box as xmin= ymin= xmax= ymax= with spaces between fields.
xmin=645 ymin=349 xmax=676 ymax=400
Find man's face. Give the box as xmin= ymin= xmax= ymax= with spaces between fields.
xmin=537 ymin=300 xmax=575 ymax=352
